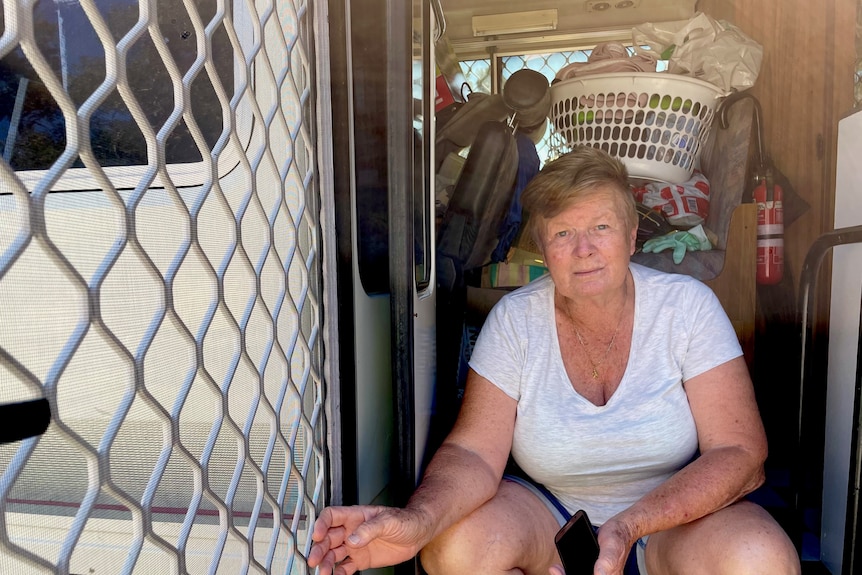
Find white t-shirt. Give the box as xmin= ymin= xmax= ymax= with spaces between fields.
xmin=468 ymin=263 xmax=742 ymax=524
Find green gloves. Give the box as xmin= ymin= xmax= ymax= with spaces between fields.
xmin=642 ymin=225 xmax=712 ymax=264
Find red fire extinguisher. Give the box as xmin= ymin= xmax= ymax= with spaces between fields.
xmin=754 ymin=168 xmax=784 ymax=285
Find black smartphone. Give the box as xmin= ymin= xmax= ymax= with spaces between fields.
xmin=554 ymin=509 xmax=600 ymax=575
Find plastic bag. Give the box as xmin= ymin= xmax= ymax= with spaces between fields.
xmin=632 ymin=12 xmax=762 ymax=92
xmin=632 ymin=170 xmax=711 ymax=228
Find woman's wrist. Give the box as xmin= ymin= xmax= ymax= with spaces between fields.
xmin=403 ymin=497 xmax=443 ymax=547
xmin=602 ymin=510 xmax=646 ymax=547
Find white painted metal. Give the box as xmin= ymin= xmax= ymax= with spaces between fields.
xmin=413 ymin=0 xmax=437 ymax=485
xmin=0 ymin=0 xmax=329 ymax=573
xmin=440 ymin=0 xmax=696 ymax=55
xmin=824 ymin=107 xmax=862 ymax=574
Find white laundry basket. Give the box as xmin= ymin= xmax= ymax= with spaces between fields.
xmin=550 ymin=73 xmax=727 ymax=183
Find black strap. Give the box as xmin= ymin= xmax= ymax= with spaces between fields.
xmin=0 ymin=398 xmax=51 ymax=444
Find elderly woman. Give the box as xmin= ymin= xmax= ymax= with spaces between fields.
xmin=308 ymin=146 xmax=800 ymax=575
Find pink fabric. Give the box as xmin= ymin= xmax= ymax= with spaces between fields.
xmin=555 ymin=41 xmax=657 ymax=82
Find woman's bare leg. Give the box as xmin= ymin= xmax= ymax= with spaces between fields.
xmin=644 ymin=500 xmax=800 ymax=575
xmin=420 ymin=479 xmax=562 ymax=575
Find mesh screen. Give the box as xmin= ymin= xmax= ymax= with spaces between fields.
xmin=0 ymin=0 xmax=326 ymax=573
xmin=461 ymin=48 xmax=669 ymax=165
xmin=500 ymin=50 xmax=593 ymax=164
xmin=460 ymin=50 xmax=609 ymax=165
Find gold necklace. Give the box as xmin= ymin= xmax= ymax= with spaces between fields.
xmin=566 ymin=284 xmax=628 ymax=380
xmin=573 ymin=321 xmax=622 ymax=380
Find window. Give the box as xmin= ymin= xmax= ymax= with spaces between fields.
xmin=0 ymin=0 xmax=233 ymax=171
xmin=459 ymin=47 xmax=668 ymax=165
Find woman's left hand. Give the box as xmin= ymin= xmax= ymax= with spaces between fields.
xmin=593 ymin=518 xmax=637 ymax=575
xmin=547 ymin=518 xmax=635 ymax=575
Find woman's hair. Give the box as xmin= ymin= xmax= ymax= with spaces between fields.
xmin=520 ymin=145 xmax=637 ymax=249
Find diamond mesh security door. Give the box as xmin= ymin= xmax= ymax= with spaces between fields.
xmin=0 ymin=0 xmax=328 ymax=573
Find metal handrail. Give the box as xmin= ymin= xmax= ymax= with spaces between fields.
xmin=796 ymin=224 xmax=862 ymax=574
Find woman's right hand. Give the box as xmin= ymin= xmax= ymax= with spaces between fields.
xmin=307 ymin=505 xmax=432 ymax=575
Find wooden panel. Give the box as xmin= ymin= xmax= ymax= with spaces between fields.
xmin=697 ymin=0 xmax=857 ymax=283
xmin=724 ymin=0 xmax=826 ymax=276
xmin=705 ymin=203 xmax=757 ymax=368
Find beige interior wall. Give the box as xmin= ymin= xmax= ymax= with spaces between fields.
xmin=697 ymin=0 xmax=857 ymax=292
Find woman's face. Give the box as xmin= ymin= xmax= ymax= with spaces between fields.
xmin=539 ymin=186 xmax=637 ymax=300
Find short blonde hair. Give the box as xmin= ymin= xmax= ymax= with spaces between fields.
xmin=521 ymin=146 xmax=637 ymax=249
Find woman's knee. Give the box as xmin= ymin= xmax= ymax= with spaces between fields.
xmin=720 ymin=504 xmax=800 ymax=575
xmin=419 ymin=510 xmax=513 ymax=575
xmin=709 ymin=524 xmax=800 ymax=575
xmin=419 ymin=520 xmax=474 ymax=575
xmin=419 ymin=481 xmax=560 ymax=575
xmin=729 ymin=502 xmax=799 ymax=573
xmin=646 ymin=502 xmax=801 ymax=575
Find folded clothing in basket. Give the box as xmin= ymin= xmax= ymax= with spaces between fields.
xmin=554 ymin=42 xmax=658 ymax=83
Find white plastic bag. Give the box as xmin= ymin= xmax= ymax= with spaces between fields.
xmin=632 ymin=170 xmax=712 ymax=228
xmin=632 ymin=12 xmax=762 ymax=92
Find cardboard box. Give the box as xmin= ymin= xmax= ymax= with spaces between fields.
xmin=512 ymin=211 xmax=542 ymax=254
xmin=482 ymin=261 xmax=548 ymax=288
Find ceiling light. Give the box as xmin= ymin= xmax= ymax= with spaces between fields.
xmin=616 ymin=1 xmax=635 ymax=8
xmin=471 ymin=9 xmax=558 ymax=37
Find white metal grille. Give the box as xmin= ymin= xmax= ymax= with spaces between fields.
xmin=0 ymin=0 xmax=327 ymax=573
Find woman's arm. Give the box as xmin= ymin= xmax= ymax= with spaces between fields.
xmin=598 ymin=356 xmax=767 ymax=563
xmin=405 ymin=371 xmax=517 ymax=538
xmin=308 ymin=370 xmax=517 ymax=575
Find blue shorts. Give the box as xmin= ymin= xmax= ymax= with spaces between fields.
xmin=504 ymin=474 xmax=648 ymax=575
